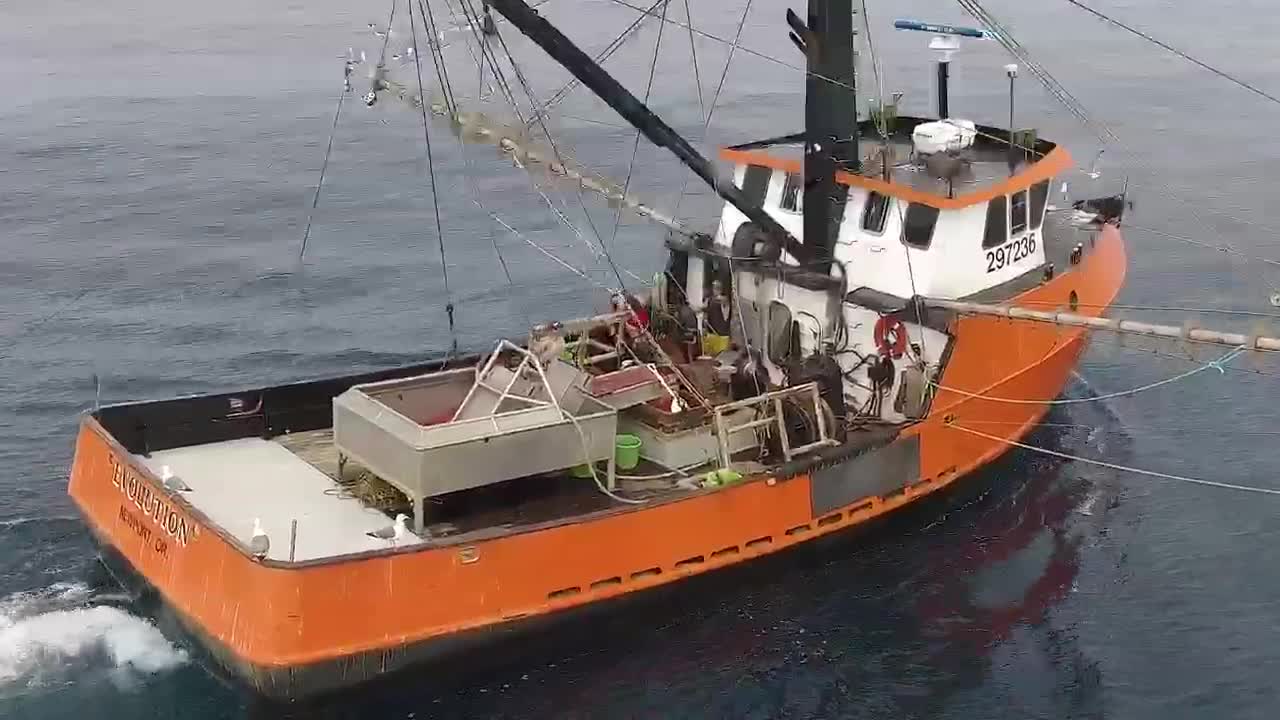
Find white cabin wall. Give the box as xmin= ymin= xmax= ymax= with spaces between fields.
xmin=715 ymin=163 xmax=1055 ymax=299
xmin=837 ymin=303 xmax=949 ymax=424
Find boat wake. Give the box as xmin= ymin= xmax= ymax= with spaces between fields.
xmin=0 ymin=582 xmax=187 ymax=694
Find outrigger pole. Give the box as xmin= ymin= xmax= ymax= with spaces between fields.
xmin=929 ymin=298 xmax=1280 ymax=353
xmin=483 ymin=0 xmax=815 ymax=264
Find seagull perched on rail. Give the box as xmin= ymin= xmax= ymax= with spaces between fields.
xmin=160 ymin=465 xmax=192 ymax=493
xmin=249 ymin=518 xmax=270 ymax=560
xmin=367 ymin=513 xmax=409 ymax=544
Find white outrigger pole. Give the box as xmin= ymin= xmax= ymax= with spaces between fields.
xmin=927 ymin=298 xmax=1280 ymax=353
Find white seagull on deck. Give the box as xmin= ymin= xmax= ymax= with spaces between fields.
xmin=160 ymin=465 xmax=192 ymax=492
xmin=249 ymin=518 xmax=270 ymax=560
xmin=367 ymin=513 xmax=409 ymax=544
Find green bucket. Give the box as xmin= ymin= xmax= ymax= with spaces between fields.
xmin=570 ymin=463 xmax=594 ymax=479
xmin=614 ymin=433 xmax=642 ymax=470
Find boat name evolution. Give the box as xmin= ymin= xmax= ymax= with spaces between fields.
xmin=109 ymin=455 xmax=200 ymax=549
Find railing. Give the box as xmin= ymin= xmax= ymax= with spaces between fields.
xmin=711 ymin=382 xmax=836 ymax=468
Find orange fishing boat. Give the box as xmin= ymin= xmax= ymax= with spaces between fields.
xmin=67 ymin=0 xmax=1126 ymax=699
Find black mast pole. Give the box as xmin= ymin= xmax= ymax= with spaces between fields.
xmin=484 ymin=0 xmax=812 ymax=264
xmin=789 ymin=0 xmax=858 ymax=273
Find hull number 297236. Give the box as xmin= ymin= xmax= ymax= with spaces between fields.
xmin=986 ymin=233 xmax=1037 ymax=273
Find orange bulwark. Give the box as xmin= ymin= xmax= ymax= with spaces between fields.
xmin=67 ymin=225 xmax=1126 ymax=699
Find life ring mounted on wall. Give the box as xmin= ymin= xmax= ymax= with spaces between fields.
xmin=874 ymin=316 xmax=908 ymax=358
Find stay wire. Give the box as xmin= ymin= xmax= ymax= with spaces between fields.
xmin=409 ymin=0 xmax=457 ymax=347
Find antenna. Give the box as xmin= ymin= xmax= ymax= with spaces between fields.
xmin=894 ymin=20 xmax=988 ymax=119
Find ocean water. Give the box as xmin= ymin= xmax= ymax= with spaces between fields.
xmin=4 ymin=0 xmax=1280 ymax=717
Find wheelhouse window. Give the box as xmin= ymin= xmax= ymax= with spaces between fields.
xmin=902 ymin=203 xmax=939 ymax=250
xmin=779 ymin=172 xmax=802 ymax=212
xmin=1010 ymin=189 xmax=1028 ymax=236
xmin=1029 ymin=180 xmax=1050 ymax=230
xmin=983 ymin=196 xmax=1007 ymax=249
xmin=862 ymin=191 xmax=890 ymax=234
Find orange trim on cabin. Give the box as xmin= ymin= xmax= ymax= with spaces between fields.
xmin=719 ymin=145 xmax=1074 ymax=210
xmin=66 ymin=225 xmax=1126 ymax=680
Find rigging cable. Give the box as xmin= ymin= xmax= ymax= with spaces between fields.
xmin=606 ymin=0 xmax=671 ymax=256
xmin=954 ymin=0 xmax=1116 ymax=143
xmin=1062 ymin=0 xmax=1280 ymax=109
xmin=681 ymin=0 xmax=706 ymax=121
xmin=409 ymin=0 xmax=457 ymax=349
xmin=535 ymin=0 xmax=669 ymax=124
xmin=470 ymin=6 xmax=708 ymax=408
xmin=449 ymin=0 xmax=630 ymax=281
xmin=858 ymin=0 xmax=886 ymax=134
xmin=472 ymin=0 xmax=639 ymax=293
xmin=418 ymin=0 xmax=514 ymax=287
xmin=948 ymin=423 xmax=1280 ymax=498
xmin=930 ymin=345 xmax=1247 ymax=406
xmin=297 ymin=78 xmax=347 ymax=262
xmin=417 ymin=0 xmax=458 ymax=116
xmin=950 ymin=0 xmax=1280 ymax=289
xmin=672 ymin=0 xmax=755 ymax=217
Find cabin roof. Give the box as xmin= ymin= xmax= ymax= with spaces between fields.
xmin=720 ymin=117 xmax=1071 ymax=210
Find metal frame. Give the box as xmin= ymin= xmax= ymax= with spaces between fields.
xmin=711 ymin=382 xmax=835 ymax=468
xmin=450 ymin=339 xmax=559 ymax=428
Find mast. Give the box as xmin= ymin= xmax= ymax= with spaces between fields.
xmin=484 ymin=0 xmax=812 ymax=264
xmin=788 ymin=0 xmax=858 ymax=272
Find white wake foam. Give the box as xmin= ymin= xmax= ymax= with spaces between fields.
xmin=0 ymin=582 xmax=187 ymax=688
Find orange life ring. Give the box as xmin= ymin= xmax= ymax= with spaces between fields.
xmin=874 ymin=316 xmax=908 ymax=358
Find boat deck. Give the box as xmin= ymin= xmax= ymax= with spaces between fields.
xmin=140 ymin=427 xmax=706 ymax=561
xmin=139 ymin=436 xmax=428 ymax=562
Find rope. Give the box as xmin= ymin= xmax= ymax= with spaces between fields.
xmin=1127 ymin=223 xmax=1280 ymax=270
xmin=1085 ymin=331 xmax=1280 ymax=382
xmin=408 ymin=0 xmax=457 ymax=350
xmin=932 ymin=345 xmax=1246 ymax=406
xmin=1063 ymin=0 xmax=1280 ymax=109
xmin=948 ymin=423 xmax=1280 ymax=497
xmin=953 ymin=419 xmax=1280 ymax=437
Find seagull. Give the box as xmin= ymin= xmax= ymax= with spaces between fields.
xmin=160 ymin=465 xmax=192 ymax=492
xmin=249 ymin=518 xmax=270 ymax=560
xmin=367 ymin=513 xmax=409 ymax=544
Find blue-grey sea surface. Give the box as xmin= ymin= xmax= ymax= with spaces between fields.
xmin=3 ymin=0 xmax=1280 ymax=717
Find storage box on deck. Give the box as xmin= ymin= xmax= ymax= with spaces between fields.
xmin=911 ymin=119 xmax=976 ymax=155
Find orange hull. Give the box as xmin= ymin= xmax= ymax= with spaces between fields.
xmin=67 ymin=225 xmax=1126 ymax=698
